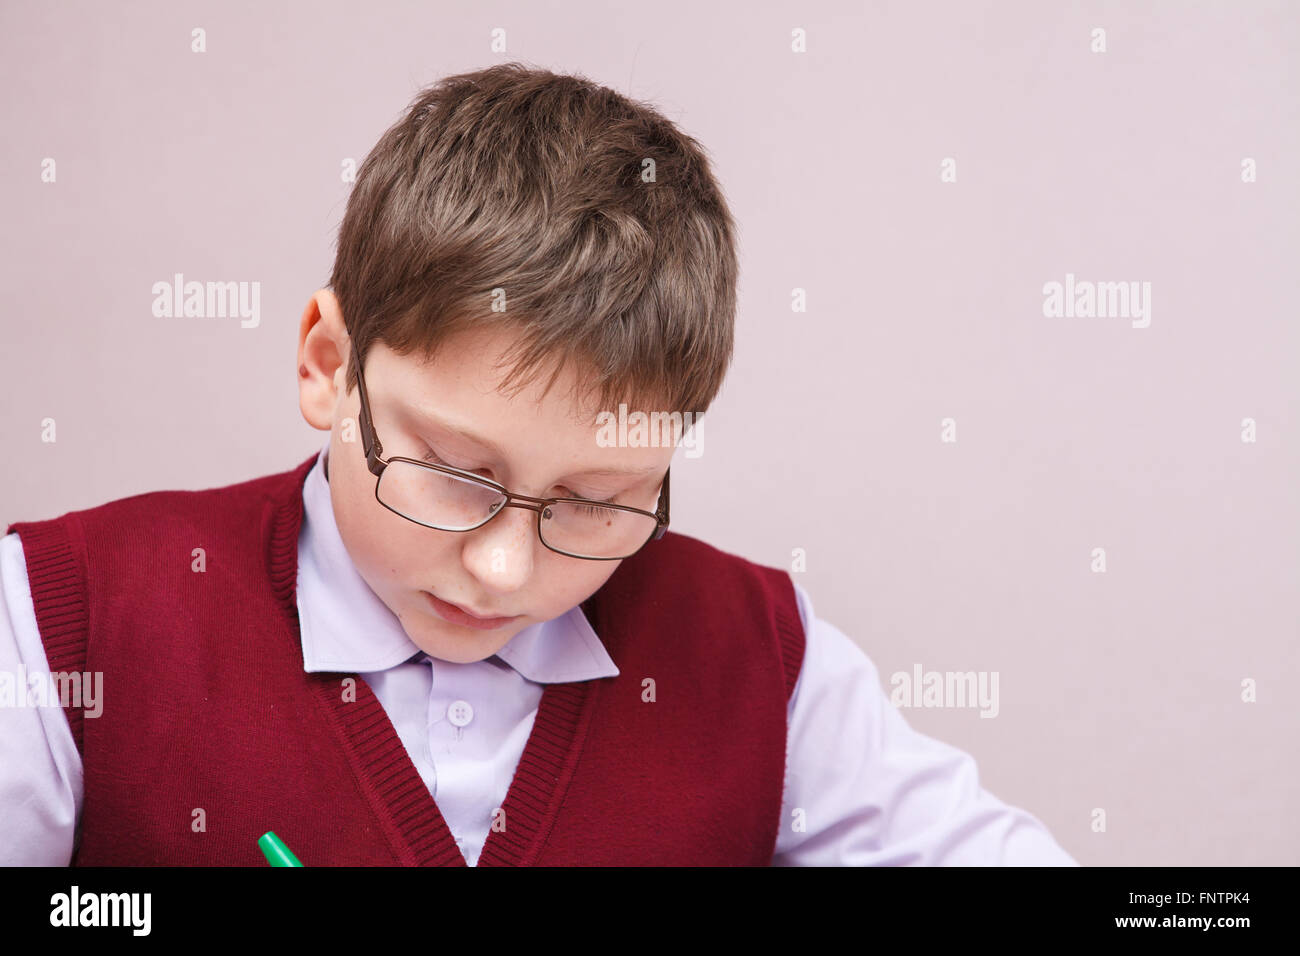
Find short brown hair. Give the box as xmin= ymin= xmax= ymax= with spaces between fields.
xmin=328 ymin=61 xmax=738 ymax=419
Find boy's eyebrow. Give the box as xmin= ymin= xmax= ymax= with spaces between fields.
xmin=409 ymin=407 xmax=662 ymax=478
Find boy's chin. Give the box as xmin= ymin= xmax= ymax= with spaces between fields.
xmin=410 ymin=616 xmax=525 ymax=664
xmin=414 ymin=633 xmax=514 ymax=665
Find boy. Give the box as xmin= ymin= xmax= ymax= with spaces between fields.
xmin=1 ymin=63 xmax=1076 ymax=866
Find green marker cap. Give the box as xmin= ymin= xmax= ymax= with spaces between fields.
xmin=258 ymin=831 xmax=304 ymax=867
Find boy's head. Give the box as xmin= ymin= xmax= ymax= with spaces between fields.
xmin=295 ymin=62 xmax=738 ymax=664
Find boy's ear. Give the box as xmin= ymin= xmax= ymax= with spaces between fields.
xmin=297 ymin=289 xmax=350 ymax=431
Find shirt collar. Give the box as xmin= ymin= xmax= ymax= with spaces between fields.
xmin=295 ymin=435 xmax=619 ymax=683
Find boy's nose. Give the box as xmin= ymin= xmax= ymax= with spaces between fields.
xmin=465 ymin=507 xmax=536 ymax=587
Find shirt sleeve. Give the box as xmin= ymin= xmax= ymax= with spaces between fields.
xmin=772 ymin=580 xmax=1078 ymax=866
xmin=0 ymin=531 xmax=83 ymax=865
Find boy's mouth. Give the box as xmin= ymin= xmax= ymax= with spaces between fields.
xmin=423 ymin=591 xmax=520 ymax=630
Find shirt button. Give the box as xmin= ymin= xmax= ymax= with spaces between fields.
xmin=447 ymin=699 xmax=474 ymax=727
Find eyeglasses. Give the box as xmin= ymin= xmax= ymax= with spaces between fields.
xmin=350 ymin=340 xmax=670 ymax=560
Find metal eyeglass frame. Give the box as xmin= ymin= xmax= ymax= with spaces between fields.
xmin=350 ymin=339 xmax=670 ymax=560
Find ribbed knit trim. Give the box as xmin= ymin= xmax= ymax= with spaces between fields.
xmin=265 ymin=457 xmax=313 ymax=633
xmin=771 ymin=578 xmax=807 ymax=703
xmin=4 ymin=516 xmax=90 ymax=754
xmin=308 ymin=670 xmax=465 ymax=866
xmin=475 ymin=680 xmax=596 ymax=866
xmin=265 ymin=452 xmax=599 ymax=866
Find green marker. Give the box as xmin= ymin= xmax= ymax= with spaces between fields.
xmin=258 ymin=831 xmax=305 ymax=866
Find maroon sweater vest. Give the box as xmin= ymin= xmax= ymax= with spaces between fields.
xmin=7 ymin=452 xmax=805 ymax=866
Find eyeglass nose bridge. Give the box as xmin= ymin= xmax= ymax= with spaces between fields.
xmin=484 ymin=491 xmax=554 ymax=521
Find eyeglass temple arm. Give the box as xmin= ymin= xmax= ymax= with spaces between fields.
xmin=652 ymin=467 xmax=670 ymax=540
xmin=351 ymin=341 xmax=385 ymax=471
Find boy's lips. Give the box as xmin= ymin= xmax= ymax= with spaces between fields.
xmin=424 ymin=592 xmax=520 ymax=630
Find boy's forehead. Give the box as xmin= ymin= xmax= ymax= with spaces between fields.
xmin=377 ymin=335 xmax=673 ymax=470
xmin=390 ymin=336 xmax=606 ymax=429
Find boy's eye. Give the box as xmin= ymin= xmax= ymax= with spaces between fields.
xmin=421 ymin=447 xmax=478 ymax=473
xmin=420 ymin=447 xmax=616 ymax=505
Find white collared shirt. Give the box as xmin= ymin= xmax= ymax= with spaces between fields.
xmin=0 ymin=437 xmax=1078 ymax=866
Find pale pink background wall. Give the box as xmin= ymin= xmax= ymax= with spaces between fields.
xmin=2 ymin=1 xmax=1296 ymax=865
